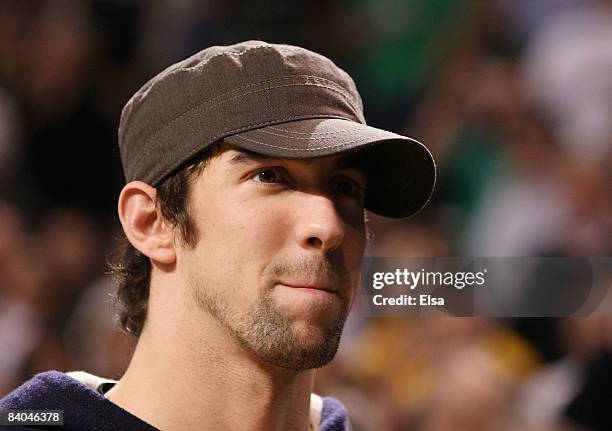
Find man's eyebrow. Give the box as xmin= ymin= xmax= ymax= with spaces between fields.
xmin=229 ymin=149 xmax=275 ymax=165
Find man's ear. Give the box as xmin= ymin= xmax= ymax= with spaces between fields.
xmin=118 ymin=181 xmax=176 ymax=265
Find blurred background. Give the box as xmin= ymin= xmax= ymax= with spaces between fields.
xmin=1 ymin=0 xmax=612 ymax=430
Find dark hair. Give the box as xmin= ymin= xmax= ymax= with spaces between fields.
xmin=109 ymin=146 xmax=217 ymax=337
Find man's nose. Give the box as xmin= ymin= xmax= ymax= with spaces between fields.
xmin=294 ymin=194 xmax=346 ymax=254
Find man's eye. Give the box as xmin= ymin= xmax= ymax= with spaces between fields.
xmin=253 ymin=168 xmax=282 ymax=183
xmin=333 ymin=177 xmax=364 ymax=198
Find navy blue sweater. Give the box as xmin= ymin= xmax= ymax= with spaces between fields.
xmin=0 ymin=371 xmax=351 ymax=430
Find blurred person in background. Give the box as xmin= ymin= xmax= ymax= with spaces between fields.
xmin=0 ymin=203 xmax=111 ymax=396
xmin=0 ymin=202 xmax=43 ymax=395
xmin=63 ymin=276 xmax=135 ymax=381
xmin=513 ymin=317 xmax=612 ymax=431
xmin=523 ymin=0 xmax=612 ymax=163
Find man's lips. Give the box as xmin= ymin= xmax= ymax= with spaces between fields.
xmin=277 ymin=282 xmax=339 ymax=295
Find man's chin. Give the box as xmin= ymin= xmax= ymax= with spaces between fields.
xmin=237 ymin=313 xmax=345 ymax=370
xmin=257 ymin=334 xmax=342 ymax=371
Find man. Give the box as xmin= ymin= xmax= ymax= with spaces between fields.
xmin=0 ymin=41 xmax=435 ymax=430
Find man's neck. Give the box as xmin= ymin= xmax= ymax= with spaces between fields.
xmin=105 ymin=296 xmax=315 ymax=431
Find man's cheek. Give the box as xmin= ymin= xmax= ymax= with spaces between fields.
xmin=347 ymin=234 xmax=367 ymax=264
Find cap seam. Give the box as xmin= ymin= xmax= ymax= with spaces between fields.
xmin=267 ymin=124 xmax=355 ymax=136
xmin=126 ymin=75 xmax=359 ymax=141
xmin=128 ymin=79 xmax=362 ymax=172
xmin=125 ymin=74 xmax=361 ymax=148
xmin=227 ymin=131 xmax=375 ymax=151
xmin=121 ymin=43 xmax=356 ymax=129
xmin=199 ymin=75 xmax=358 ymax=116
xmin=254 ymin=127 xmax=371 ymax=140
xmin=266 ymin=122 xmax=401 ymax=138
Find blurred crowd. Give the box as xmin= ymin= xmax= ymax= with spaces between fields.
xmin=1 ymin=0 xmax=612 ymax=430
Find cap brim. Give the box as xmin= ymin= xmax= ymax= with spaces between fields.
xmin=223 ymin=118 xmax=436 ymax=218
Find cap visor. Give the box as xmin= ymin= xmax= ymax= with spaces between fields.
xmin=223 ymin=118 xmax=436 ymax=218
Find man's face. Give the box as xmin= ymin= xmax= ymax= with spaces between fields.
xmin=176 ymin=144 xmax=367 ymax=370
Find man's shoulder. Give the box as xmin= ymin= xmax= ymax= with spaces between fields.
xmin=0 ymin=371 xmax=91 ymax=430
xmin=0 ymin=371 xmax=74 ymax=411
xmin=0 ymin=371 xmax=155 ymax=431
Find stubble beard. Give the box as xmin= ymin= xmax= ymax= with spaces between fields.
xmin=190 ymin=259 xmax=352 ymax=371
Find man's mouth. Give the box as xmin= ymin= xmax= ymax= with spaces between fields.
xmin=277 ymin=282 xmax=340 ymax=296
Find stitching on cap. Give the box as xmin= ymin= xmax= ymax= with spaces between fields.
xmin=267 ymin=124 xmax=353 ymax=136
xmin=262 ymin=125 xmax=399 ymax=139
xmin=134 ymin=77 xmax=359 ymax=148
xmin=227 ymin=130 xmax=375 ymax=151
xmin=133 ymin=75 xmax=359 ymax=145
xmin=200 ymin=75 xmax=355 ymax=115
xmin=254 ymin=127 xmax=369 ymax=140
xmin=148 ymin=114 xmax=349 ymax=184
xmin=127 ymin=75 xmax=355 ymax=145
xmin=129 ymin=80 xmax=362 ymax=170
xmin=129 ymin=79 xmax=360 ymax=170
